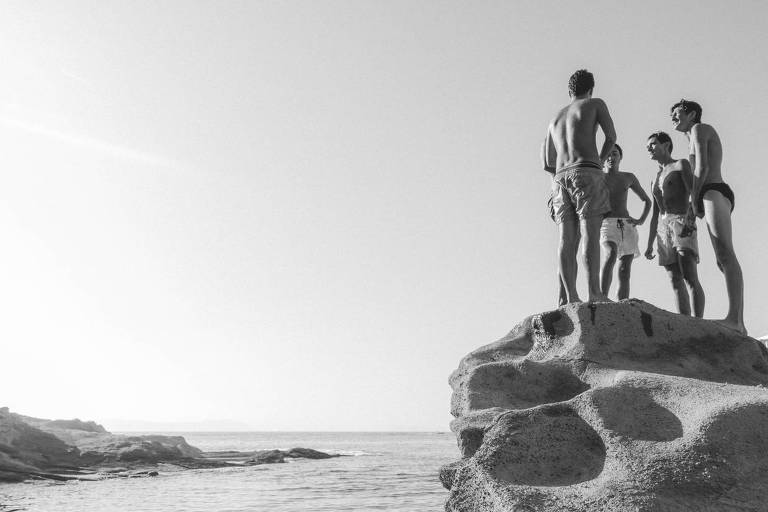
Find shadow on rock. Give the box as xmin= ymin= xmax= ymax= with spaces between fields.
xmin=478 ymin=404 xmax=605 ymax=487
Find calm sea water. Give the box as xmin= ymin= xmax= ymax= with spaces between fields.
xmin=0 ymin=432 xmax=457 ymax=512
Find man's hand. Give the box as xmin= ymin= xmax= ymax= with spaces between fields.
xmin=681 ymin=207 xmax=698 ymax=237
xmin=690 ymin=200 xmax=702 ymax=219
xmin=644 ymin=247 xmax=655 ymax=260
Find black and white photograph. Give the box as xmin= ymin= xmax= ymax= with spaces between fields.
xmin=1 ymin=1 xmax=767 ymax=510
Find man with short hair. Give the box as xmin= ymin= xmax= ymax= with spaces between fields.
xmin=543 ymin=69 xmax=615 ymax=303
xmin=671 ymin=99 xmax=745 ymax=334
xmin=600 ymin=144 xmax=652 ymax=300
xmin=644 ymin=132 xmax=705 ymax=317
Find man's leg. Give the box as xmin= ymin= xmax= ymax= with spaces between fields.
xmin=703 ymin=191 xmax=746 ymax=333
xmin=558 ymin=219 xmax=580 ymax=303
xmin=665 ymin=262 xmax=690 ymax=315
xmin=557 ymin=272 xmax=567 ymax=306
xmin=678 ymin=250 xmax=705 ymax=318
xmin=600 ymin=241 xmax=617 ymax=298
xmin=617 ymin=255 xmax=634 ymax=300
xmin=581 ymin=215 xmax=609 ymax=302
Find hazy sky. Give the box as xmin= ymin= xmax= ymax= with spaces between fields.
xmin=1 ymin=1 xmax=767 ymax=431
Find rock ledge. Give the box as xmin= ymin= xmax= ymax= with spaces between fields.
xmin=443 ymin=300 xmax=768 ymax=512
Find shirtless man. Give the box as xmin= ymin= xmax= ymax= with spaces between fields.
xmin=644 ymin=132 xmax=705 ymax=317
xmin=600 ymin=144 xmax=652 ymax=300
xmin=543 ymin=69 xmax=615 ymax=302
xmin=671 ymin=99 xmax=745 ymax=334
xmin=541 ymin=140 xmax=580 ymax=306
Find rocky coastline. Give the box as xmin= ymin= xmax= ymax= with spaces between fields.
xmin=0 ymin=408 xmax=339 ymax=483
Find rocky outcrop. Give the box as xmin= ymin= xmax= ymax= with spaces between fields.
xmin=0 ymin=408 xmax=339 ymax=482
xmin=442 ymin=300 xmax=768 ymax=512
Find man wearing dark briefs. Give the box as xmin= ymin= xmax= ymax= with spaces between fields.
xmin=671 ymin=99 xmax=745 ymax=334
xmin=542 ymin=69 xmax=615 ymax=303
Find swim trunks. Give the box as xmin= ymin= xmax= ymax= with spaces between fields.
xmin=696 ymin=182 xmax=735 ymax=213
xmin=656 ymin=213 xmax=699 ymax=266
xmin=551 ymin=162 xmax=611 ymax=224
xmin=600 ymin=218 xmax=640 ymax=259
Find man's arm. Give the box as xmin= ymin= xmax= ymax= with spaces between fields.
xmin=690 ymin=124 xmax=710 ymax=215
xmin=628 ymin=174 xmax=652 ymax=225
xmin=645 ymin=178 xmax=660 ymax=260
xmin=679 ymin=159 xmax=698 ymax=223
xmin=595 ymin=99 xmax=617 ymax=163
xmin=542 ymin=128 xmax=556 ymax=174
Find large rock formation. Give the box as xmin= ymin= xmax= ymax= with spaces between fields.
xmin=442 ymin=300 xmax=768 ymax=512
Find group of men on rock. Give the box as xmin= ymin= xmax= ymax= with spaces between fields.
xmin=541 ymin=69 xmax=745 ymax=335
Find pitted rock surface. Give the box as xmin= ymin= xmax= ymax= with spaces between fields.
xmin=442 ymin=300 xmax=768 ymax=512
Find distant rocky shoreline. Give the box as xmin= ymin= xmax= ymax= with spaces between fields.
xmin=0 ymin=408 xmax=340 ymax=483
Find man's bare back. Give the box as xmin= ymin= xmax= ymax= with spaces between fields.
xmin=542 ymin=69 xmax=615 ymax=304
xmin=546 ymin=98 xmax=616 ymax=170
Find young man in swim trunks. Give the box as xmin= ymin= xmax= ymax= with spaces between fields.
xmin=542 ymin=69 xmax=615 ymax=303
xmin=644 ymin=132 xmax=705 ymax=317
xmin=600 ymin=144 xmax=652 ymax=300
xmin=671 ymin=99 xmax=745 ymax=334
xmin=541 ymin=138 xmax=581 ymax=306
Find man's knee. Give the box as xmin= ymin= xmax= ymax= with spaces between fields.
xmin=602 ymin=242 xmax=617 ymax=260
xmin=667 ymin=269 xmax=685 ymax=290
xmin=714 ymin=247 xmax=737 ymax=268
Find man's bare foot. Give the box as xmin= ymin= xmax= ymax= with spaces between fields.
xmin=588 ymin=294 xmax=613 ymax=303
xmin=712 ymin=318 xmax=748 ymax=336
xmin=567 ymin=296 xmax=582 ymax=304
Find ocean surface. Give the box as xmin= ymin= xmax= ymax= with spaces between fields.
xmin=0 ymin=431 xmax=457 ymax=512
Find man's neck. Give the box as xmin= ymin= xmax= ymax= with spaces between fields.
xmin=570 ymin=93 xmax=590 ymax=102
xmin=657 ymin=156 xmax=675 ymax=166
xmin=684 ymin=121 xmax=700 ymax=138
xmin=605 ymin=166 xmax=620 ymax=174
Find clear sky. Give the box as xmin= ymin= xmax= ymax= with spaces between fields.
xmin=1 ymin=1 xmax=767 ymax=431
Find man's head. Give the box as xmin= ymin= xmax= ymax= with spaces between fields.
xmin=605 ymin=144 xmax=622 ymax=171
xmin=568 ymin=69 xmax=594 ymax=98
xmin=670 ymin=99 xmax=702 ymax=132
xmin=647 ymin=132 xmax=673 ymax=161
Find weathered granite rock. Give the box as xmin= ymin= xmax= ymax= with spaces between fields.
xmin=442 ymin=300 xmax=768 ymax=512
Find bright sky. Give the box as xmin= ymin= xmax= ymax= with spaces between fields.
xmin=1 ymin=1 xmax=767 ymax=431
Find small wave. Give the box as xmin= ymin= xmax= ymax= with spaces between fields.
xmin=324 ymin=450 xmax=373 ymax=457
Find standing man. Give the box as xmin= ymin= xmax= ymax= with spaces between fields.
xmin=671 ymin=99 xmax=745 ymax=334
xmin=600 ymin=144 xmax=652 ymax=300
xmin=542 ymin=139 xmax=580 ymax=306
xmin=644 ymin=132 xmax=705 ymax=317
xmin=543 ymin=69 xmax=615 ymax=303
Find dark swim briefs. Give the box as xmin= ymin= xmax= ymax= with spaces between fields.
xmin=697 ymin=182 xmax=735 ymax=213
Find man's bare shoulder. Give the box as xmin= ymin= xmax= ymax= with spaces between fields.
xmin=551 ymin=105 xmax=571 ymax=123
xmin=691 ymin=123 xmax=716 ymax=140
xmin=618 ymin=171 xmax=639 ymax=183
xmin=587 ymin=97 xmax=607 ymax=107
xmin=671 ymin=158 xmax=691 ymax=171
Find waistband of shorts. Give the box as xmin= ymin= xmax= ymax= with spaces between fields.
xmin=660 ymin=212 xmax=687 ymax=221
xmin=555 ymin=161 xmax=603 ymax=175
